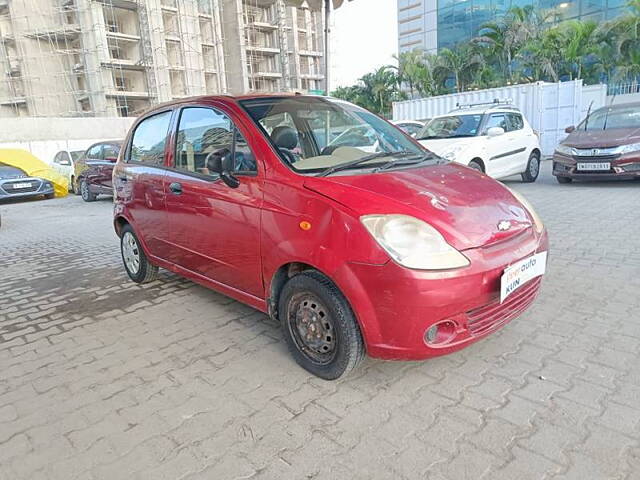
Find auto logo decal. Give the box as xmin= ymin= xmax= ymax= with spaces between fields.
xmin=591 ymin=148 xmax=600 ymax=156
xmin=497 ymin=220 xmax=511 ymax=231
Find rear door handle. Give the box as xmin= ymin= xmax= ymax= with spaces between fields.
xmin=169 ymin=182 xmax=182 ymax=194
xmin=118 ymin=175 xmax=128 ymax=182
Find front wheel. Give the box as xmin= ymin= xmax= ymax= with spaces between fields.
xmin=278 ymin=271 xmax=365 ymax=380
xmin=521 ymin=151 xmax=540 ymax=183
xmin=120 ymin=225 xmax=159 ymax=283
xmin=556 ymin=176 xmax=572 ymax=184
xmin=80 ymin=179 xmax=96 ymax=202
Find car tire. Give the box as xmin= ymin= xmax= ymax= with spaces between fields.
xmin=278 ymin=270 xmax=365 ymax=380
xmin=120 ymin=224 xmax=159 ymax=284
xmin=80 ymin=179 xmax=97 ymax=202
xmin=521 ymin=151 xmax=540 ymax=183
xmin=556 ymin=176 xmax=572 ymax=184
xmin=468 ymin=160 xmax=484 ymax=172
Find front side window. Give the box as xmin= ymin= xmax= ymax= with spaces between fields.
xmin=418 ymin=114 xmax=482 ymax=140
xmin=175 ymin=107 xmax=256 ymax=178
xmin=103 ymin=144 xmax=120 ymax=160
xmin=87 ymin=145 xmax=102 ymax=159
xmin=484 ymin=114 xmax=507 ymax=133
xmin=129 ymin=111 xmax=172 ymax=165
xmin=241 ymin=96 xmax=430 ymax=175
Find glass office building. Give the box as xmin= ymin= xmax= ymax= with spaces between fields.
xmin=398 ymin=0 xmax=632 ymax=54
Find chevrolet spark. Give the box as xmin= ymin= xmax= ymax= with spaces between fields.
xmin=113 ymin=95 xmax=549 ymax=380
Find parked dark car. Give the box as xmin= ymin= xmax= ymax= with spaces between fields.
xmin=0 ymin=163 xmax=55 ymax=201
xmin=75 ymin=141 xmax=122 ymax=201
xmin=553 ymin=102 xmax=640 ymax=183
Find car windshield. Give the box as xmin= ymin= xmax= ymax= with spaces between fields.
xmin=0 ymin=164 xmax=26 ymax=179
xmin=578 ymin=105 xmax=640 ymax=130
xmin=240 ymin=96 xmax=430 ymax=174
xmin=418 ymin=114 xmax=482 ymax=139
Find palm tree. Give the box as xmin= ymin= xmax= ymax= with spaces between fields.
xmin=434 ymin=46 xmax=484 ymax=93
xmin=359 ymin=66 xmax=402 ymax=116
xmin=392 ymin=50 xmax=424 ymax=98
xmin=559 ymin=20 xmax=599 ymax=80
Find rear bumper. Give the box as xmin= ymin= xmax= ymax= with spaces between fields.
xmin=334 ymin=229 xmax=549 ymax=360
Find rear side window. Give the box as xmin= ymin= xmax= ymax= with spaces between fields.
xmin=506 ymin=113 xmax=524 ymax=131
xmin=129 ymin=111 xmax=172 ymax=165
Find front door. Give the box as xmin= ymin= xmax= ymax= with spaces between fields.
xmin=483 ymin=113 xmax=520 ymax=177
xmin=99 ymin=143 xmax=120 ymax=192
xmin=164 ymin=105 xmax=264 ymax=298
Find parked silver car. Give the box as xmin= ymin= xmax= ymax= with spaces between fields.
xmin=0 ymin=164 xmax=54 ymax=201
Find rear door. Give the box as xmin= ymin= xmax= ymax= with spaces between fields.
xmin=505 ymin=112 xmax=531 ymax=174
xmin=164 ymin=105 xmax=264 ymax=297
xmin=100 ymin=143 xmax=120 ymax=191
xmin=121 ymin=110 xmax=174 ymax=259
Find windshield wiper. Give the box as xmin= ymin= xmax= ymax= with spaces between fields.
xmin=316 ymin=151 xmax=417 ymax=177
xmin=373 ymin=153 xmax=438 ymax=172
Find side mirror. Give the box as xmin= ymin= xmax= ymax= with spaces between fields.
xmin=105 ymin=156 xmax=118 ymax=163
xmin=487 ymin=127 xmax=505 ymax=137
xmin=565 ymin=125 xmax=575 ymax=134
xmin=206 ymin=151 xmax=240 ymax=188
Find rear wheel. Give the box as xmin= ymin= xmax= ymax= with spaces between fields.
xmin=556 ymin=176 xmax=572 ymax=184
xmin=521 ymin=151 xmax=540 ymax=183
xmin=468 ymin=160 xmax=484 ymax=172
xmin=120 ymin=225 xmax=159 ymax=283
xmin=278 ymin=271 xmax=364 ymax=380
xmin=44 ymin=193 xmax=55 ymax=200
xmin=80 ymin=179 xmax=96 ymax=202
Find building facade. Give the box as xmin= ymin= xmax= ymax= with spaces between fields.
xmin=0 ymin=0 xmax=325 ymax=117
xmin=398 ymin=0 xmax=632 ymax=54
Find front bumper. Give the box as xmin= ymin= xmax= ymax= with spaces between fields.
xmin=553 ymin=153 xmax=640 ymax=180
xmin=0 ymin=178 xmax=54 ymax=200
xmin=334 ymin=228 xmax=549 ymax=360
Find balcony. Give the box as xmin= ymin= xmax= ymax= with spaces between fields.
xmin=245 ymin=44 xmax=280 ymax=55
xmin=24 ymin=25 xmax=81 ymax=41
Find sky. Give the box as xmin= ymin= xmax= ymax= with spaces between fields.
xmin=330 ymin=0 xmax=398 ymax=89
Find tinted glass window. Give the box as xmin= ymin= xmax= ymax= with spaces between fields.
xmin=175 ymin=107 xmax=233 ymax=177
xmin=87 ymin=145 xmax=102 ymax=159
xmin=233 ymin=131 xmax=257 ymax=173
xmin=130 ymin=111 xmax=172 ymax=165
xmin=103 ymin=144 xmax=120 ymax=160
xmin=506 ymin=113 xmax=524 ymax=131
xmin=418 ymin=114 xmax=482 ymax=139
xmin=484 ymin=114 xmax=507 ymax=133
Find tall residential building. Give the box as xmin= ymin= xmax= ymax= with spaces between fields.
xmin=398 ymin=0 xmax=632 ymax=55
xmin=0 ymin=0 xmax=325 ymax=117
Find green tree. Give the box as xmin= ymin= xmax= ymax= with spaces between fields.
xmin=559 ymin=20 xmax=599 ymax=80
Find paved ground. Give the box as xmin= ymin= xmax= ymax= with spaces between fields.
xmin=1 ymin=163 xmax=639 ymax=480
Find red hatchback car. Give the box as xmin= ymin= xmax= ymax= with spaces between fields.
xmin=113 ymin=95 xmax=549 ymax=379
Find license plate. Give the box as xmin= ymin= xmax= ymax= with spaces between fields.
xmin=500 ymin=252 xmax=547 ymax=303
xmin=577 ymin=162 xmax=610 ymax=171
xmin=12 ymin=182 xmax=33 ymax=188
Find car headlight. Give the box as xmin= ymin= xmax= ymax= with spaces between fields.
xmin=613 ymin=142 xmax=640 ymax=155
xmin=506 ymin=188 xmax=544 ymax=234
xmin=555 ymin=144 xmax=575 ymax=156
xmin=360 ymin=214 xmax=470 ymax=270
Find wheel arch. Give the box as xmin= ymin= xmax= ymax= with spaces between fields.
xmin=469 ymin=157 xmax=486 ymax=172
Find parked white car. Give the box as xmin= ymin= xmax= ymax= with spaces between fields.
xmin=416 ymin=102 xmax=542 ymax=182
xmin=392 ymin=120 xmax=424 ymax=137
xmin=51 ymin=150 xmax=84 ymax=192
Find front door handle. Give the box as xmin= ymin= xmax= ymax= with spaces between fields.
xmin=169 ymin=182 xmax=182 ymax=194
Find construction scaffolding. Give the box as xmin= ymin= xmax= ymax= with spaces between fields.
xmin=0 ymin=0 xmax=325 ymax=117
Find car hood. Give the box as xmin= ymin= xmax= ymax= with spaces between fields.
xmin=303 ymin=163 xmax=533 ymax=251
xmin=418 ymin=138 xmax=476 ymax=156
xmin=563 ymin=128 xmax=640 ymax=148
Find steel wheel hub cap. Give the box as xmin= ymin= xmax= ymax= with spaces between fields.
xmin=289 ymin=294 xmax=336 ymax=364
xmin=530 ymin=157 xmax=539 ymax=176
xmin=122 ymin=232 xmax=140 ymax=274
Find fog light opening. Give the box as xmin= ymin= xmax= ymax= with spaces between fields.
xmin=424 ymin=320 xmax=457 ymax=345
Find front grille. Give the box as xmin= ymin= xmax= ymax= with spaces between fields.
xmin=3 ymin=180 xmax=39 ymax=193
xmin=466 ymin=277 xmax=542 ymax=336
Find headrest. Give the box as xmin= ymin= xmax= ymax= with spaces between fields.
xmin=271 ymin=126 xmax=298 ymax=150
